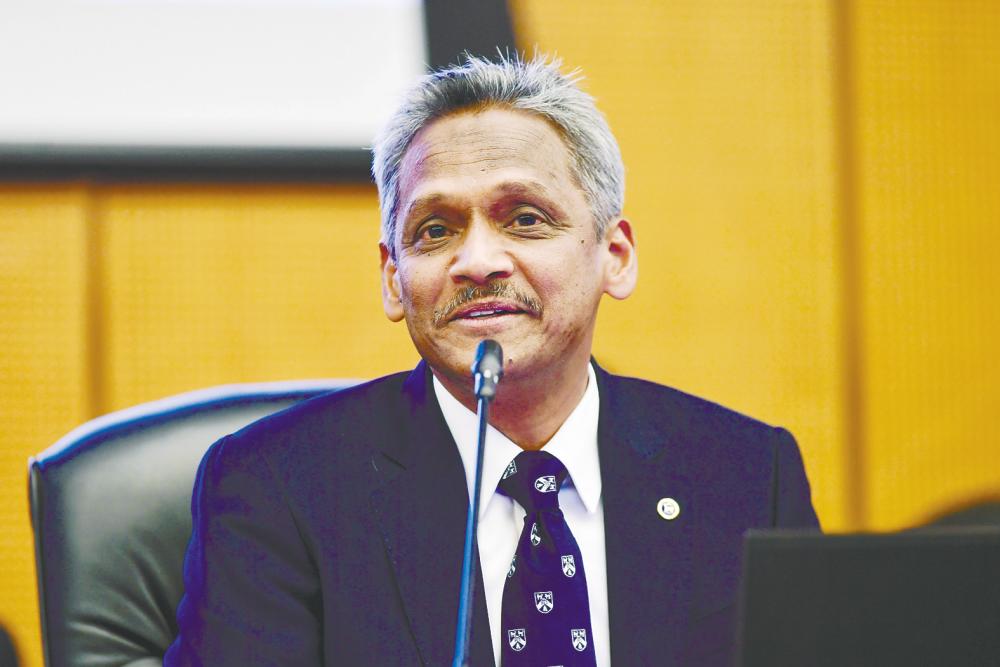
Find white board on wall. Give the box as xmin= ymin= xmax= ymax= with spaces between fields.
xmin=0 ymin=0 xmax=427 ymax=149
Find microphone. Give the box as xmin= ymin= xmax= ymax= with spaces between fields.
xmin=453 ymin=340 xmax=503 ymax=667
xmin=472 ymin=339 xmax=503 ymax=400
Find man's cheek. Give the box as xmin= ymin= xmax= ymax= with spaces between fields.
xmin=399 ymin=276 xmax=435 ymax=312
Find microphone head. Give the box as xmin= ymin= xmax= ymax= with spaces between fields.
xmin=472 ymin=339 xmax=503 ymax=400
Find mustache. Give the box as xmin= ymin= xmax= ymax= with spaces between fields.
xmin=433 ymin=282 xmax=543 ymax=326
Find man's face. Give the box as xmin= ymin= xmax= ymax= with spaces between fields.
xmin=380 ymin=106 xmax=634 ymax=387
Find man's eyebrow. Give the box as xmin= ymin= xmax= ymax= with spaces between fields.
xmin=402 ymin=179 xmax=568 ymax=222
xmin=403 ymin=194 xmax=445 ymax=220
xmin=490 ymin=180 xmax=569 ymax=220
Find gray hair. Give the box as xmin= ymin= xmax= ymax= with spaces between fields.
xmin=371 ymin=53 xmax=625 ymax=256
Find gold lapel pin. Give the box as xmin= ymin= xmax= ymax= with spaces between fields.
xmin=657 ymin=497 xmax=680 ymax=520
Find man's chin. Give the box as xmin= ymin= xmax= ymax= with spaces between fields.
xmin=423 ymin=336 xmax=539 ymax=383
xmin=419 ymin=336 xmax=501 ymax=376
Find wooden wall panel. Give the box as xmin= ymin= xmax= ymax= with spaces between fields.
xmin=97 ymin=185 xmax=416 ymax=411
xmin=511 ymin=0 xmax=847 ymax=529
xmin=852 ymin=0 xmax=1000 ymax=529
xmin=0 ymin=185 xmax=91 ymax=667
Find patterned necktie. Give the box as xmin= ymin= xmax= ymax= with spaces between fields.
xmin=498 ymin=450 xmax=597 ymax=666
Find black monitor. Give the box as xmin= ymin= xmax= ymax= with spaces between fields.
xmin=738 ymin=528 xmax=1000 ymax=667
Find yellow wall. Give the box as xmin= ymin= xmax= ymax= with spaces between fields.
xmin=851 ymin=1 xmax=1000 ymax=529
xmin=0 ymin=187 xmax=91 ymax=667
xmin=2 ymin=1 xmax=999 ymax=664
xmin=96 ymin=185 xmax=416 ymax=409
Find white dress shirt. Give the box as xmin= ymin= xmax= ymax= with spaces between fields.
xmin=433 ymin=363 xmax=610 ymax=667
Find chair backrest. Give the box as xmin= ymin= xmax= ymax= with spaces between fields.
xmin=29 ymin=380 xmax=357 ymax=667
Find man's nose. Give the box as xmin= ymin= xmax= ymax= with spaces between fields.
xmin=448 ymin=221 xmax=514 ymax=284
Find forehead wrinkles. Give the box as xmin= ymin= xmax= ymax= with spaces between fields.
xmin=411 ymin=121 xmax=563 ymax=174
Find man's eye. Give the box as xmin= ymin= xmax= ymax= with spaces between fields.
xmin=513 ymin=213 xmax=541 ymax=227
xmin=421 ymin=224 xmax=448 ymax=240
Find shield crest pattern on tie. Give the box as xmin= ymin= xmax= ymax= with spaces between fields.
xmin=508 ymin=628 xmax=527 ymax=652
xmin=534 ymin=475 xmax=558 ymax=493
xmin=530 ymin=521 xmax=541 ymax=546
xmin=571 ymin=628 xmax=588 ymax=652
xmin=561 ymin=554 xmax=576 ymax=577
xmin=533 ymin=591 xmax=554 ymax=614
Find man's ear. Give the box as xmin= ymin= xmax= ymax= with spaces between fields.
xmin=380 ymin=242 xmax=405 ymax=322
xmin=602 ymin=218 xmax=638 ymax=300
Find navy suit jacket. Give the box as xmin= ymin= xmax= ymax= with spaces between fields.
xmin=165 ymin=361 xmax=819 ymax=666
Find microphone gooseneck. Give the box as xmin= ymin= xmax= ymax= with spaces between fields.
xmin=453 ymin=339 xmax=503 ymax=667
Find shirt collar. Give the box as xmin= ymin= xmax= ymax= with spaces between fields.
xmin=433 ymin=362 xmax=602 ymax=516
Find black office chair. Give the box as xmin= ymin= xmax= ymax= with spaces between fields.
xmin=29 ymin=380 xmax=357 ymax=667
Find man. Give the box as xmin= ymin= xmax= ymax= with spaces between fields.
xmin=166 ymin=55 xmax=818 ymax=666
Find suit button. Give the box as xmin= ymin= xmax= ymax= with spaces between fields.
xmin=657 ymin=497 xmax=680 ymax=520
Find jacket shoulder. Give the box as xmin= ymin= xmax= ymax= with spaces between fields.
xmin=601 ymin=370 xmax=819 ymax=528
xmin=239 ymin=371 xmax=410 ymax=437
xmin=601 ymin=370 xmax=785 ymax=445
xmin=206 ymin=369 xmax=416 ymax=473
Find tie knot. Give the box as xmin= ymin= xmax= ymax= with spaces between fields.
xmin=498 ymin=450 xmax=568 ymax=512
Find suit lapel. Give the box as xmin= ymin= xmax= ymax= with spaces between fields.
xmin=369 ymin=361 xmax=697 ymax=665
xmin=596 ymin=366 xmax=695 ymax=665
xmin=368 ymin=362 xmax=494 ymax=667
